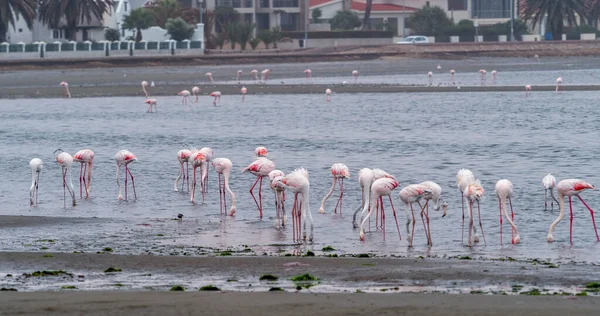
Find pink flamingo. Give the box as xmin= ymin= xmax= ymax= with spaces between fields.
xmin=212 ymin=157 xmax=236 ymax=216
xmin=427 ymin=71 xmax=433 ymax=85
xmin=525 ymin=85 xmax=531 ymax=97
xmin=464 ymin=180 xmax=486 ymax=247
xmin=352 ymin=70 xmax=359 ymax=83
xmin=60 ymin=81 xmax=71 ymax=98
xmin=400 ymin=184 xmax=433 ymax=247
xmin=236 ymin=70 xmax=242 ymax=83
xmin=251 ymin=69 xmax=259 ymax=82
xmin=437 ymin=64 xmax=442 ymax=71
xmin=73 ymin=149 xmax=94 ymax=199
xmin=325 ymin=88 xmax=332 ymax=102
xmin=242 ymin=157 xmax=276 ymax=218
xmin=206 ymin=72 xmax=214 ymax=83
xmin=359 ymin=177 xmax=401 ymax=241
xmin=261 ymin=69 xmax=270 ymax=82
xmin=192 ymin=87 xmax=200 ymax=102
xmin=174 ymin=147 xmax=192 ymax=192
xmin=54 ymin=149 xmax=76 ymax=208
xmin=141 ymin=81 xmax=149 ymax=98
xmin=241 ymin=86 xmax=247 ymax=102
xmin=210 ymin=91 xmax=221 ymax=106
xmin=276 ymin=168 xmax=313 ymax=241
xmin=419 ymin=181 xmax=447 ymax=242
xmin=456 ymin=169 xmax=476 ymax=243
xmin=189 ymin=150 xmax=206 ymax=204
xmin=269 ymin=170 xmax=286 ymax=228
xmin=547 ymin=179 xmax=599 ymax=243
xmin=556 ymin=77 xmax=563 ymax=92
xmin=199 ymin=147 xmax=214 ymax=194
xmin=354 ymin=168 xmax=396 ymax=230
xmin=145 ymin=99 xmax=157 ymax=112
xmin=450 ymin=69 xmax=455 ymax=85
xmin=318 ymin=163 xmax=350 ymax=214
xmin=491 ymin=70 xmax=497 ymax=84
xmin=115 ymin=150 xmax=137 ymax=201
xmin=479 ymin=69 xmax=487 ymax=85
xmin=178 ymin=90 xmax=190 ymax=104
xmin=543 ymin=173 xmax=559 ymax=211
xmin=29 ymin=158 xmax=43 ymax=206
xmin=255 ymin=146 xmax=268 ymax=157
xmin=304 ymin=69 xmax=312 ymax=82
xmin=495 ymin=179 xmax=521 ymax=244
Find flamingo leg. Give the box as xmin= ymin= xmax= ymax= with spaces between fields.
xmin=124 ymin=164 xmax=128 ymax=201
xmin=425 ymin=204 xmax=432 ymax=246
xmin=499 ymin=198 xmax=503 ymax=245
xmin=190 ymin=167 xmax=196 ymax=203
xmin=63 ymin=168 xmax=67 ymax=208
xmin=291 ymin=195 xmax=297 ymax=240
xmin=509 ymin=198 xmax=515 ymax=243
xmin=218 ymin=173 xmax=223 ymax=215
xmin=380 ymin=196 xmax=385 ymax=241
xmin=83 ymin=163 xmax=89 ymax=199
xmin=388 ymin=195 xmax=402 ymax=241
xmin=127 ymin=165 xmax=137 ymax=200
xmin=175 ymin=162 xmax=183 ymax=192
xmin=577 ymin=196 xmax=600 ymax=242
xmin=36 ymin=172 xmax=40 ymax=206
xmin=281 ymin=192 xmax=286 ymax=227
xmin=333 ymin=178 xmax=344 ymax=214
xmin=274 ymin=192 xmax=280 ymax=228
xmin=569 ymin=196 xmax=573 ymax=243
xmin=352 ymin=186 xmax=364 ymax=228
xmin=409 ymin=203 xmax=416 ymax=247
xmin=468 ymin=202 xmax=474 ymax=247
xmin=418 ymin=201 xmax=429 ymax=245
xmin=258 ymin=177 xmax=264 ymax=218
xmin=186 ymin=162 xmax=189 ymax=192
xmin=79 ymin=163 xmax=83 ymax=198
xmin=375 ymin=197 xmax=379 ymax=231
xmin=544 ymin=189 xmax=548 ymax=211
xmin=249 ymin=176 xmax=261 ymax=217
xmin=477 ymin=201 xmax=486 ymax=245
xmin=461 ymin=195 xmax=465 ymax=244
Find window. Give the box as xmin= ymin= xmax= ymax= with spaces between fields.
xmin=259 ymin=0 xmax=269 ymax=8
xmin=471 ymin=0 xmax=511 ymax=19
xmin=280 ymin=12 xmax=299 ymax=31
xmin=52 ymin=29 xmax=64 ymax=39
xmin=448 ymin=0 xmax=467 ymax=10
xmin=243 ymin=0 xmax=252 ymax=7
xmin=124 ymin=1 xmax=128 ymax=11
xmin=18 ymin=28 xmax=23 ymax=33
xmin=216 ymin=0 xmax=242 ymax=8
xmin=273 ymin=0 xmax=298 ymax=7
xmin=256 ymin=13 xmax=270 ymax=29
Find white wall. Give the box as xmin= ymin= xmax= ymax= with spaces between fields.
xmin=312 ymin=1 xmax=343 ymax=19
xmin=278 ymin=37 xmax=391 ymax=49
xmin=5 ymin=18 xmax=34 ymax=43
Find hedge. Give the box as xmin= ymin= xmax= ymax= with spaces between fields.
xmin=282 ymin=30 xmax=394 ymax=39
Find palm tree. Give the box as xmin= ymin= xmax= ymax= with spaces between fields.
xmin=0 ymin=0 xmax=37 ymax=42
xmin=586 ymin=0 xmax=600 ymax=27
xmin=362 ymin=0 xmax=373 ymax=30
xmin=39 ymin=0 xmax=113 ymax=41
xmin=520 ymin=0 xmax=587 ymax=40
xmin=148 ymin=0 xmax=180 ymax=28
xmin=123 ymin=8 xmax=155 ymax=42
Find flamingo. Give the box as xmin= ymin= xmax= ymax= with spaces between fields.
xmin=236 ymin=70 xmax=242 ymax=83
xmin=269 ymin=170 xmax=286 ymax=228
xmin=145 ymin=99 xmax=157 ymax=112
xmin=210 ymin=91 xmax=221 ymax=106
xmin=525 ymin=85 xmax=531 ymax=97
xmin=457 ymin=169 xmax=476 ymax=243
xmin=174 ymin=147 xmax=192 ymax=192
xmin=400 ymin=184 xmax=433 ymax=247
xmin=255 ymin=146 xmax=268 ymax=157
xmin=242 ymin=157 xmax=276 ymax=218
xmin=352 ymin=70 xmax=359 ymax=83
xmin=199 ymin=147 xmax=214 ymax=194
xmin=29 ymin=158 xmax=43 ymax=206
xmin=437 ymin=64 xmax=442 ymax=71
xmin=543 ymin=173 xmax=559 ymax=211
xmin=72 ymin=149 xmax=94 ymax=199
xmin=547 ymin=179 xmax=599 ymax=243
xmin=556 ymin=77 xmax=563 ymax=92
xmin=141 ymin=81 xmax=149 ymax=98
xmin=212 ymin=157 xmax=236 ymax=216
xmin=261 ymin=69 xmax=270 ymax=82
xmin=178 ymin=90 xmax=191 ymax=104
xmin=54 ymin=149 xmax=76 ymax=207
xmin=427 ymin=71 xmax=433 ymax=85
xmin=304 ymin=69 xmax=312 ymax=82
xmin=189 ymin=150 xmax=206 ymax=204
xmin=417 ymin=181 xmax=447 ymax=245
xmin=464 ymin=180 xmax=486 ymax=247
xmin=479 ymin=69 xmax=487 ymax=85
xmin=276 ymin=168 xmax=313 ymax=241
xmin=325 ymin=88 xmax=332 ymax=102
xmin=251 ymin=69 xmax=259 ymax=82
xmin=450 ymin=69 xmax=455 ymax=85
xmin=534 ymin=54 xmax=539 ymax=61
xmin=115 ymin=150 xmax=137 ymax=201
xmin=318 ymin=163 xmax=350 ymax=214
xmin=241 ymin=86 xmax=247 ymax=102
xmin=495 ymin=179 xmax=520 ymax=244
xmin=60 ymin=81 xmax=71 ymax=98
xmin=206 ymin=72 xmax=214 ymax=82
xmin=491 ymin=70 xmax=497 ymax=84
xmin=192 ymin=86 xmax=200 ymax=102
xmin=359 ymin=177 xmax=401 ymax=241
xmin=354 ymin=168 xmax=396 ymax=230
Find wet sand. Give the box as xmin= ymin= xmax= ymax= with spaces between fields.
xmin=1 ymin=291 xmax=598 ymax=316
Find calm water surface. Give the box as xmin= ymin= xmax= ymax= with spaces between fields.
xmin=0 ymin=91 xmax=599 ymax=263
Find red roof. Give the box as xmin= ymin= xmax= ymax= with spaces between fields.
xmin=351 ymin=2 xmax=416 ymax=12
xmin=309 ymin=0 xmax=335 ymax=7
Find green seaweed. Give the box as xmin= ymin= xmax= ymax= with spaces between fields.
xmin=470 ymin=290 xmax=485 ymax=294
xmin=219 ymin=251 xmax=232 ymax=256
xmin=361 ymin=263 xmax=376 ymax=266
xmin=61 ymin=285 xmax=77 ymax=289
xmin=0 ymin=288 xmax=17 ymax=291
xmin=355 ymin=289 xmax=364 ymax=293
xmin=290 ymin=274 xmax=319 ymax=282
xmin=284 ymin=253 xmax=293 ymax=257
xmin=43 ymin=254 xmax=53 ymax=258
xmin=269 ymin=287 xmax=284 ymax=291
xmin=586 ymin=282 xmax=600 ymax=289
xmin=327 ymin=254 xmax=338 ymax=258
xmin=103 ymin=267 xmax=122 ymax=273
xmin=199 ymin=285 xmax=220 ymax=291
xmin=521 ymin=288 xmax=541 ymax=296
xmin=35 ymin=239 xmax=55 ymax=243
xmin=102 ymin=247 xmax=113 ymax=252
xmin=354 ymin=253 xmax=370 ymax=258
xmin=322 ymin=246 xmax=335 ymax=252
xmin=295 ymin=285 xmax=302 ymax=291
xmin=170 ymin=285 xmax=185 ymax=291
xmin=459 ymin=256 xmax=472 ymax=260
xmin=156 ymin=234 xmax=164 ymax=237
xmin=304 ymin=251 xmax=315 ymax=257
xmin=576 ymin=291 xmax=588 ymax=296
xmin=30 ymin=270 xmax=73 ymax=277
xmin=259 ymin=274 xmax=279 ymax=281
xmin=114 ymin=284 xmax=124 ymax=287
xmin=40 ymin=247 xmax=48 ymax=250
xmin=226 ymin=279 xmax=238 ymax=282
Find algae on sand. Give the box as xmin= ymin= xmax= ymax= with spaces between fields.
xmin=170 ymin=285 xmax=185 ymax=291
xmin=104 ymin=267 xmax=122 ymax=273
xmin=30 ymin=270 xmax=73 ymax=277
xmin=259 ymin=274 xmax=279 ymax=281
xmin=199 ymin=285 xmax=220 ymax=291
xmin=290 ymin=273 xmax=319 ymax=282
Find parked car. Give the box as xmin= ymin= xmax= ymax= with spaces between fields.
xmin=396 ymin=36 xmax=429 ymax=44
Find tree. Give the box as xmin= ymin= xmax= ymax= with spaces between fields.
xmin=311 ymin=8 xmax=322 ymax=23
xmin=520 ymin=0 xmax=587 ymax=40
xmin=257 ymin=29 xmax=273 ymax=48
xmin=405 ymin=5 xmax=454 ymax=36
xmin=122 ymin=8 xmax=155 ymax=42
xmin=453 ymin=19 xmax=475 ymax=36
xmin=249 ymin=37 xmax=260 ymax=50
xmin=202 ymin=9 xmax=216 ymax=49
xmin=215 ymin=31 xmax=226 ymax=49
xmin=270 ymin=26 xmax=284 ymax=48
xmin=39 ymin=0 xmax=113 ymax=41
xmin=362 ymin=0 xmax=373 ymax=30
xmin=330 ymin=11 xmax=361 ymax=30
xmin=148 ymin=0 xmax=180 ymax=28
xmin=104 ymin=28 xmax=120 ymax=41
xmin=236 ymin=23 xmax=255 ymax=50
xmin=0 ymin=0 xmax=37 ymax=43
xmin=165 ymin=17 xmax=194 ymax=41
xmin=225 ymin=22 xmax=237 ymax=49
xmin=214 ymin=6 xmax=238 ymax=33
xmin=586 ymin=0 xmax=600 ymax=27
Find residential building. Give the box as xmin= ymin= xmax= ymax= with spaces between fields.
xmin=202 ymin=0 xmax=309 ymax=31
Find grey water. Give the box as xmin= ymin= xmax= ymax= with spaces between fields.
xmin=0 ymin=91 xmax=599 ymax=263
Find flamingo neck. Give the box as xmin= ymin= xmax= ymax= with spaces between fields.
xmin=549 ymin=193 xmax=566 ymax=235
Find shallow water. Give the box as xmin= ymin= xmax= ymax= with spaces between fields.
xmin=1 ymin=91 xmax=599 ymax=263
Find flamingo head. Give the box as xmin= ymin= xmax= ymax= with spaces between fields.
xmin=241 ymin=87 xmax=247 ymax=94
xmin=450 ymin=69 xmax=455 ymax=74
xmin=237 ymin=70 xmax=242 ymax=74
xmin=255 ymin=147 xmax=268 ymax=157
xmin=193 ymin=152 xmax=206 ymax=162
xmin=60 ymin=81 xmax=68 ymax=87
xmin=428 ymin=72 xmax=433 ymax=77
xmin=144 ymin=99 xmax=156 ymax=104
xmin=525 ymin=85 xmax=531 ymax=91
xmin=465 ymin=181 xmax=484 ymax=201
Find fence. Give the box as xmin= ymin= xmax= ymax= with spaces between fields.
xmin=0 ymin=39 xmax=204 ymax=60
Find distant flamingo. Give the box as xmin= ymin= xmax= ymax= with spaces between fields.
xmin=352 ymin=70 xmax=359 ymax=83
xmin=525 ymin=85 xmax=531 ymax=97
xmin=54 ymin=149 xmax=76 ymax=207
xmin=427 ymin=71 xmax=433 ymax=85
xmin=141 ymin=81 xmax=149 ymax=98
xmin=115 ymin=150 xmax=137 ymax=201
xmin=269 ymin=169 xmax=286 ymax=228
xmin=276 ymin=168 xmax=313 ymax=241
xmin=495 ymin=179 xmax=520 ymax=244
xmin=145 ymin=99 xmax=157 ymax=112
xmin=319 ymin=163 xmax=349 ymax=214
xmin=29 ymin=158 xmax=43 ymax=206
xmin=251 ymin=69 xmax=259 ymax=82
xmin=359 ymin=177 xmax=401 ymax=242
xmin=437 ymin=64 xmax=442 ymax=71
xmin=450 ymin=69 xmax=455 ymax=85
xmin=60 ymin=81 xmax=71 ymax=98
xmin=543 ymin=173 xmax=559 ymax=211
xmin=457 ymin=169 xmax=476 ymax=243
xmin=325 ymin=88 xmax=332 ymax=102
xmin=199 ymin=147 xmax=214 ymax=194
xmin=242 ymin=157 xmax=276 ymax=218
xmin=304 ymin=69 xmax=312 ymax=82
xmin=206 ymin=72 xmax=214 ymax=82
xmin=534 ymin=54 xmax=539 ymax=61
xmin=174 ymin=147 xmax=192 ymax=192
xmin=178 ymin=90 xmax=191 ymax=104
xmin=547 ymin=179 xmax=599 ymax=243
xmin=261 ymin=69 xmax=270 ymax=82
xmin=236 ymin=70 xmax=242 ymax=83
xmin=210 ymin=91 xmax=221 ymax=106
xmin=556 ymin=77 xmax=563 ymax=92
xmin=192 ymin=86 xmax=200 ymax=102
xmin=241 ymin=86 xmax=247 ymax=102
xmin=212 ymin=157 xmax=236 ymax=216
xmin=400 ymin=184 xmax=432 ymax=247
xmin=73 ymin=149 xmax=94 ymax=199
xmin=189 ymin=150 xmax=206 ymax=204
xmin=491 ymin=70 xmax=497 ymax=84
xmin=464 ymin=180 xmax=486 ymax=247
xmin=479 ymin=70 xmax=487 ymax=85
xmin=255 ymin=146 xmax=268 ymax=157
